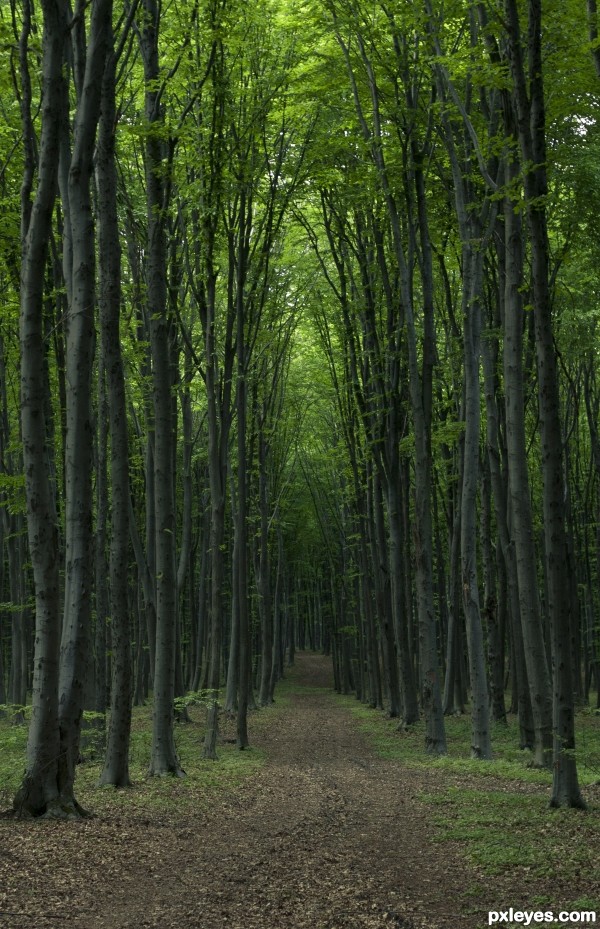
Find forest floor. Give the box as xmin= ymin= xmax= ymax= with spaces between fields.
xmin=1 ymin=653 xmax=599 ymax=929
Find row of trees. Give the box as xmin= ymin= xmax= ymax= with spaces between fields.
xmin=0 ymin=0 xmax=598 ymax=815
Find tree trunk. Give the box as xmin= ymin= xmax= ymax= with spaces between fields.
xmin=139 ymin=0 xmax=183 ymax=778
xmin=505 ymin=0 xmax=585 ymax=807
xmin=225 ymin=484 xmax=240 ymax=715
xmin=480 ymin=452 xmax=505 ymax=724
xmin=236 ymin=323 xmax=250 ymax=747
xmin=402 ymin=150 xmax=445 ymax=751
xmin=15 ymin=0 xmax=73 ymax=818
xmin=501 ymin=154 xmax=552 ymax=765
xmin=461 ymin=249 xmax=492 ymax=759
xmin=97 ymin=30 xmax=133 ymax=787
xmin=202 ymin=272 xmax=228 ymax=760
xmin=56 ymin=0 xmax=111 ymax=806
xmin=257 ymin=424 xmax=273 ymax=707
xmin=386 ymin=479 xmax=419 ymax=725
xmin=94 ymin=355 xmax=109 ymax=726
xmin=370 ymin=468 xmax=401 ymax=719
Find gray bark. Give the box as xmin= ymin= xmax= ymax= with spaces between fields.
xmin=0 ymin=340 xmax=28 ymax=723
xmin=501 ymin=155 xmax=552 ymax=766
xmin=443 ymin=502 xmax=465 ymax=716
xmin=58 ymin=0 xmax=110 ymax=801
xmin=481 ymin=454 xmax=505 ymax=724
xmin=139 ymin=0 xmax=183 ymax=778
xmin=369 ymin=468 xmax=401 ymax=719
xmin=480 ymin=289 xmax=534 ymax=748
xmin=97 ymin=30 xmax=133 ymax=787
xmin=460 ymin=248 xmax=492 ymax=759
xmin=236 ymin=287 xmax=250 ymax=748
xmin=94 ymin=355 xmax=109 ymax=723
xmin=270 ymin=528 xmax=285 ymax=700
xmin=15 ymin=0 xmax=69 ymax=818
xmin=201 ymin=264 xmax=233 ymax=758
xmin=505 ymin=0 xmax=585 ymax=807
xmin=257 ymin=424 xmax=273 ymax=707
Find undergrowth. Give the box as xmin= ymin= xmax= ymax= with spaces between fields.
xmin=2 ymin=665 xmax=599 ymax=916
xmin=334 ymin=690 xmax=600 ymax=915
xmin=0 ymin=701 xmax=266 ymax=816
xmin=335 ymin=695 xmax=600 ymax=787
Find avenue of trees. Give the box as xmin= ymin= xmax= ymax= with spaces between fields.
xmin=0 ymin=0 xmax=599 ymax=816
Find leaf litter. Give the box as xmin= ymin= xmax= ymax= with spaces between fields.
xmin=0 ymin=653 xmax=598 ymax=929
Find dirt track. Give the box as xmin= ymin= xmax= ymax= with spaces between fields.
xmin=0 ymin=653 xmax=501 ymax=929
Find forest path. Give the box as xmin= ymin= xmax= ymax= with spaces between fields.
xmin=1 ymin=653 xmax=494 ymax=929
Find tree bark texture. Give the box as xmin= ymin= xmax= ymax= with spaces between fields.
xmin=505 ymin=0 xmax=585 ymax=807
xmin=97 ymin=29 xmax=133 ymax=787
xmin=139 ymin=0 xmax=182 ymax=777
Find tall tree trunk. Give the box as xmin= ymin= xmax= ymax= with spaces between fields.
xmin=370 ymin=468 xmax=401 ymax=719
xmin=406 ymin=168 xmax=446 ymax=752
xmin=0 ymin=516 xmax=5 ymax=712
xmin=480 ymin=287 xmax=534 ymax=747
xmin=97 ymin=28 xmax=133 ymax=787
xmin=257 ymin=423 xmax=273 ymax=706
xmin=386 ymin=479 xmax=419 ymax=725
xmin=460 ymin=248 xmax=492 ymax=759
xmin=15 ymin=0 xmax=71 ymax=818
xmin=501 ymin=153 xmax=552 ymax=765
xmin=236 ymin=294 xmax=250 ymax=748
xmin=505 ymin=0 xmax=585 ymax=807
xmin=270 ymin=527 xmax=285 ymax=700
xmin=94 ymin=354 xmax=109 ymax=726
xmin=443 ymin=506 xmax=464 ymax=716
xmin=57 ymin=0 xmax=110 ymax=805
xmin=225 ymin=477 xmax=240 ymax=715
xmin=202 ymin=271 xmax=228 ymax=760
xmin=139 ymin=0 xmax=183 ymax=777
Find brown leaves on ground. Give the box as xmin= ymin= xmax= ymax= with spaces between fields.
xmin=0 ymin=654 xmax=597 ymax=929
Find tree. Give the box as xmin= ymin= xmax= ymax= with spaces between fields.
xmin=138 ymin=0 xmax=184 ymax=778
xmin=97 ymin=12 xmax=134 ymax=788
xmin=15 ymin=0 xmax=109 ymax=817
xmin=57 ymin=0 xmax=111 ymax=804
xmin=503 ymin=0 xmax=585 ymax=807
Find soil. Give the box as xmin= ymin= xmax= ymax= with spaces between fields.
xmin=0 ymin=653 xmax=593 ymax=929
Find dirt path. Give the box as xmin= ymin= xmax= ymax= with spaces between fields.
xmin=1 ymin=654 xmax=496 ymax=929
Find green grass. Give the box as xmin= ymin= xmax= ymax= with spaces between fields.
xmin=333 ymin=691 xmax=600 ymax=912
xmin=334 ymin=694 xmax=600 ymax=787
xmin=273 ymin=679 xmax=330 ymax=699
xmin=423 ymin=786 xmax=597 ymax=874
xmin=0 ymin=700 xmax=266 ymax=816
xmin=0 ymin=718 xmax=29 ymax=803
xmin=0 ymin=665 xmax=314 ymax=815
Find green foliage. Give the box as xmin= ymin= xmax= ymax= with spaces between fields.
xmin=0 ymin=472 xmax=26 ymax=515
xmin=0 ymin=717 xmax=28 ymax=800
xmin=0 ymin=703 xmax=30 ymax=720
xmin=333 ymin=692 xmax=600 ymax=911
xmin=0 ymin=700 xmax=266 ymax=815
xmin=338 ymin=624 xmax=358 ymax=636
xmin=431 ymin=419 xmax=466 ymax=451
xmin=338 ymin=694 xmax=600 ymax=786
xmin=424 ymin=785 xmax=599 ymax=893
xmin=173 ymin=689 xmax=220 ymax=711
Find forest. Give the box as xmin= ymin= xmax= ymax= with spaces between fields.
xmin=0 ymin=0 xmax=600 ymax=917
